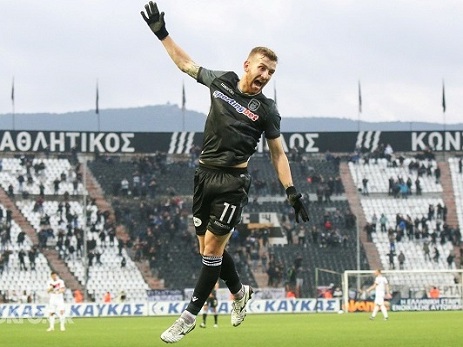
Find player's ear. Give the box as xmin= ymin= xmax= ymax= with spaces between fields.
xmin=243 ymin=60 xmax=250 ymax=72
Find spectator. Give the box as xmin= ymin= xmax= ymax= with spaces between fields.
xmin=398 ymin=251 xmax=405 ymax=270
xmin=0 ymin=254 xmax=4 ymax=275
xmin=18 ymin=249 xmax=27 ymax=271
xmin=447 ymin=251 xmax=455 ymax=268
xmin=332 ymin=286 xmax=343 ymax=301
xmin=443 ymin=204 xmax=448 ymax=222
xmin=379 ymin=213 xmax=388 ymax=232
xmin=119 ymin=290 xmax=127 ymax=302
xmin=433 ymin=247 xmax=440 ymax=263
xmin=297 ymin=226 xmax=306 ymax=246
xmin=28 ymin=247 xmax=37 ymax=271
xmin=387 ymin=251 xmax=395 ymax=269
xmin=434 ymin=166 xmax=441 ymax=184
xmin=384 ymin=144 xmax=394 ymax=163
xmin=103 ymin=291 xmax=112 ymax=303
xmin=429 ymin=286 xmax=440 ymax=298
xmin=428 ymin=204 xmax=435 ymax=221
xmin=362 ymin=177 xmax=369 ymax=196
xmin=120 ymin=178 xmax=129 ymax=197
xmin=74 ymin=290 xmax=83 ymax=303
xmin=17 ymin=230 xmax=26 ymax=246
xmin=323 ymin=289 xmax=333 ymax=299
xmin=17 ymin=174 xmax=25 ymax=193
xmin=371 ymin=213 xmax=378 ymax=232
xmin=88 ymin=251 xmax=95 ymax=267
xmin=415 ymin=178 xmax=422 ymax=195
xmin=365 ymin=223 xmax=374 ymax=242
xmin=7 ymin=184 xmax=14 ymax=197
xmin=53 ymin=178 xmax=60 ymax=194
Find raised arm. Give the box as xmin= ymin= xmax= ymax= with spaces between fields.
xmin=141 ymin=1 xmax=199 ymax=79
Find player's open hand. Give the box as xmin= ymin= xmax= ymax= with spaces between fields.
xmin=141 ymin=1 xmax=169 ymax=40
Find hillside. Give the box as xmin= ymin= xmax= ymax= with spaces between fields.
xmin=1 ymin=104 xmax=461 ymax=132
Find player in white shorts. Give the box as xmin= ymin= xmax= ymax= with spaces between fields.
xmin=47 ymin=271 xmax=66 ymax=331
xmin=366 ymin=269 xmax=391 ymax=320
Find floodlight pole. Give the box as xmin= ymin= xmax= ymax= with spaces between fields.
xmin=82 ymin=159 xmax=89 ymax=302
xmin=356 ymin=91 xmax=361 ymax=289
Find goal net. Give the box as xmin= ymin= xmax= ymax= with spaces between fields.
xmin=342 ymin=269 xmax=463 ymax=313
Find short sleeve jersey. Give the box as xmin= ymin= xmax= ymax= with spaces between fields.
xmin=48 ymin=278 xmax=65 ymax=300
xmin=374 ymin=275 xmax=388 ymax=297
xmin=197 ymin=68 xmax=281 ymax=167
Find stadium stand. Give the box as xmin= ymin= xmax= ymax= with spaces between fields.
xmin=16 ymin=197 xmax=150 ymax=302
xmin=0 ymin=157 xmax=84 ymax=196
xmin=349 ymin=154 xmax=461 ymax=294
xmin=88 ymin=154 xmax=195 ymax=198
xmin=0 ymin=204 xmax=56 ymax=303
xmin=449 ymin=157 xmax=463 ymax=242
xmin=1 ymin=148 xmax=461 ymax=303
xmin=348 ymin=157 xmax=442 ymax=194
xmin=0 ymin=156 xmax=151 ymax=303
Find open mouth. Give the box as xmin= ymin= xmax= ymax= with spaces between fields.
xmin=253 ymin=80 xmax=264 ymax=89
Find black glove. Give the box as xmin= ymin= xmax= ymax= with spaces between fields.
xmin=286 ymin=186 xmax=309 ymax=223
xmin=141 ymin=1 xmax=169 ymax=40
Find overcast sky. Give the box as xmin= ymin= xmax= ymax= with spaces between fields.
xmin=1 ymin=0 xmax=462 ymax=124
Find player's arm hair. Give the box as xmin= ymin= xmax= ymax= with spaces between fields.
xmin=161 ymin=36 xmax=200 ymax=79
xmin=267 ymin=137 xmax=293 ymax=189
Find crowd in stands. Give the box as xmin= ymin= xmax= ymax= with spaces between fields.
xmin=1 ymin=147 xmax=461 ymax=302
xmin=350 ymin=143 xmax=442 ymax=197
xmin=86 ymin=149 xmax=367 ymax=297
xmin=365 ymin=204 xmax=461 ymax=268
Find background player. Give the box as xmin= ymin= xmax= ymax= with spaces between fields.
xmin=47 ymin=271 xmax=66 ymax=331
xmin=200 ymin=282 xmax=219 ymax=328
xmin=365 ymin=269 xmax=391 ymax=320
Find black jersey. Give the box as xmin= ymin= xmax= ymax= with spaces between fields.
xmin=197 ymin=67 xmax=281 ymax=167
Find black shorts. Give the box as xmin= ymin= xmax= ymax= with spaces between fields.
xmin=193 ymin=164 xmax=251 ymax=236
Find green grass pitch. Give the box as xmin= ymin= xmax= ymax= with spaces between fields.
xmin=2 ymin=312 xmax=463 ymax=347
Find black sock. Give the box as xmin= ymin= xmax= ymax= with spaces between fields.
xmin=186 ymin=255 xmax=222 ymax=316
xmin=220 ymin=250 xmax=242 ymax=295
xmin=202 ymin=313 xmax=207 ymax=323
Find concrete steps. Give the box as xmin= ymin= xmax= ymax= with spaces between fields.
xmin=339 ymin=162 xmax=382 ymax=270
xmin=82 ymin=162 xmax=163 ymax=290
xmin=437 ymin=160 xmax=461 ymax=267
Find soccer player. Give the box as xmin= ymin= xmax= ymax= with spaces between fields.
xmin=47 ymin=271 xmax=66 ymax=331
xmin=200 ymin=282 xmax=219 ymax=328
xmin=141 ymin=2 xmax=309 ymax=343
xmin=366 ymin=269 xmax=391 ymax=320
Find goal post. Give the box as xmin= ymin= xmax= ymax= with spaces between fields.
xmin=342 ymin=269 xmax=463 ymax=313
xmin=315 ymin=268 xmax=343 ymax=296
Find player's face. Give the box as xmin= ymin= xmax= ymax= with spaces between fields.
xmin=51 ymin=273 xmax=57 ymax=281
xmin=242 ymin=54 xmax=276 ymax=94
